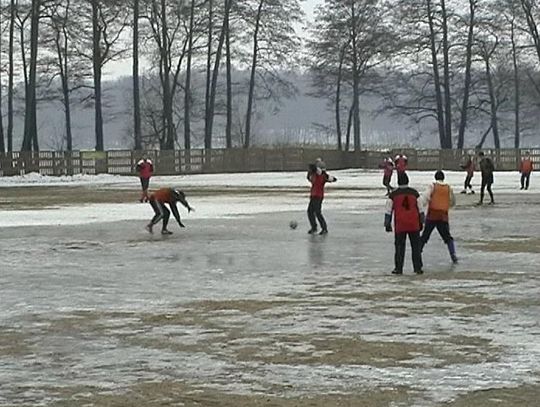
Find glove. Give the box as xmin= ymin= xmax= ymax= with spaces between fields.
xmin=385 ymin=224 xmax=392 ymax=233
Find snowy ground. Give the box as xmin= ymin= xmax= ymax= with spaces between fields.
xmin=1 ymin=170 xmax=539 ymax=406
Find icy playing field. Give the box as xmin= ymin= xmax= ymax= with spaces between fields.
xmin=1 ymin=170 xmax=539 ymax=406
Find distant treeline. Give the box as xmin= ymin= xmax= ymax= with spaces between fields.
xmin=1 ymin=0 xmax=540 ymax=153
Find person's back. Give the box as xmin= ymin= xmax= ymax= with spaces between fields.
xmin=389 ymin=185 xmax=421 ymax=234
xmin=480 ymin=156 xmax=494 ymax=176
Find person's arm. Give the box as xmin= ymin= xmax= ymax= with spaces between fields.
xmin=170 ymin=203 xmax=185 ymax=227
xmin=449 ymin=187 xmax=456 ymax=208
xmin=420 ymin=183 xmax=433 ymax=210
xmin=177 ymin=195 xmax=193 ymax=213
xmin=325 ymin=172 xmax=337 ymax=182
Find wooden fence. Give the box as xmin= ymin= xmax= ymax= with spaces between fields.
xmin=0 ymin=148 xmax=538 ymax=177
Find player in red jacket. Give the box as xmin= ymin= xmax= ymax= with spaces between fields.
xmin=146 ymin=188 xmax=193 ymax=235
xmin=384 ymin=172 xmax=424 ymax=275
xmin=136 ymin=156 xmax=154 ymax=202
xmin=307 ymin=163 xmax=337 ymax=235
xmin=519 ymin=151 xmax=533 ymax=190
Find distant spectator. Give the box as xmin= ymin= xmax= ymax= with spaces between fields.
xmin=136 ymin=156 xmax=154 ymax=203
xmin=519 ymin=151 xmax=533 ymax=190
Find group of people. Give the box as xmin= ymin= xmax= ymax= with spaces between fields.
xmin=135 ymin=151 xmax=534 ymax=274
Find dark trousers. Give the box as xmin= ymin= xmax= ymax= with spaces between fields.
xmin=521 ymin=172 xmax=531 ymax=189
xmin=421 ymin=220 xmax=453 ymax=245
xmin=480 ymin=177 xmax=494 ymax=203
xmin=307 ymin=197 xmax=327 ymax=231
xmin=394 ymin=231 xmax=423 ymax=273
xmin=383 ymin=175 xmax=392 ymax=193
xmin=150 ymin=200 xmax=170 ymax=229
xmin=464 ymin=174 xmax=473 ymax=190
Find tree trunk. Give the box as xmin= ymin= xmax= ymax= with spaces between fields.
xmin=511 ymin=15 xmax=520 ymax=149
xmin=92 ymin=0 xmax=105 ymax=151
xmin=485 ymin=57 xmax=500 ymax=149
xmin=244 ymin=0 xmax=264 ymax=148
xmin=22 ymin=0 xmax=40 ymax=152
xmin=441 ymin=0 xmax=452 ymax=148
xmin=133 ymin=0 xmax=142 ymax=150
xmin=8 ymin=0 xmax=15 ymax=152
xmin=335 ymin=47 xmax=345 ymax=151
xmin=351 ymin=2 xmax=361 ymax=151
xmin=157 ymin=0 xmax=174 ymax=150
xmin=345 ymin=102 xmax=354 ymax=151
xmin=0 ymin=70 xmax=4 ymax=153
xmin=184 ymin=0 xmax=196 ymax=150
xmin=204 ymin=0 xmax=214 ymax=149
xmin=457 ymin=0 xmax=476 ymax=149
xmin=426 ymin=0 xmax=447 ymax=149
xmin=225 ymin=3 xmax=232 ymax=149
xmin=55 ymin=12 xmax=73 ymax=151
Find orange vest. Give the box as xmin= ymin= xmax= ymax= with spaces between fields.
xmin=428 ymin=183 xmax=450 ymax=222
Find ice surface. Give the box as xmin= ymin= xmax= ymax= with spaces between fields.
xmin=1 ymin=169 xmax=539 ymax=405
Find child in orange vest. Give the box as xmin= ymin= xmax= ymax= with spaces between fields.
xmin=420 ymin=170 xmax=457 ymax=264
xmin=519 ymin=151 xmax=533 ymax=190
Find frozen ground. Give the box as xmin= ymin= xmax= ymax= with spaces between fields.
xmin=1 ymin=170 xmax=539 ymax=406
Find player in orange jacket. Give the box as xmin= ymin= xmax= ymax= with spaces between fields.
xmin=519 ymin=151 xmax=533 ymax=190
xmin=420 ymin=170 xmax=458 ymax=264
xmin=146 ymin=188 xmax=193 ymax=235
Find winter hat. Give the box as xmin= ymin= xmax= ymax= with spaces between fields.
xmin=435 ymin=170 xmax=445 ymax=181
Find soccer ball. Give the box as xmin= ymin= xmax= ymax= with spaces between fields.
xmin=289 ymin=220 xmax=298 ymax=230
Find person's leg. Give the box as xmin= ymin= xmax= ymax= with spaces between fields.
xmin=147 ymin=199 xmax=163 ymax=233
xmin=394 ymin=233 xmax=406 ymax=274
xmin=521 ymin=173 xmax=526 ymax=189
xmin=409 ymin=232 xmax=423 ymax=273
xmin=526 ymin=173 xmax=531 ymax=190
xmin=420 ymin=220 xmax=436 ymax=249
xmin=436 ymin=222 xmax=457 ymax=263
xmin=141 ymin=178 xmax=150 ymax=201
xmin=487 ymin=182 xmax=494 ymax=203
xmin=139 ymin=178 xmax=147 ymax=202
xmin=479 ymin=178 xmax=486 ymax=204
xmin=161 ymin=204 xmax=171 ymax=232
xmin=307 ymin=198 xmax=317 ymax=233
xmin=314 ymin=198 xmax=328 ymax=234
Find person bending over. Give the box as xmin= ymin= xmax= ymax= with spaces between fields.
xmin=146 ymin=188 xmax=193 ymax=235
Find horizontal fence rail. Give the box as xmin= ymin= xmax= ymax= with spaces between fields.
xmin=0 ymin=148 xmax=538 ymax=177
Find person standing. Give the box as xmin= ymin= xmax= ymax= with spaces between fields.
xmin=460 ymin=153 xmax=475 ymax=194
xmin=477 ymin=152 xmax=495 ymax=205
xmin=379 ymin=156 xmax=394 ymax=195
xmin=307 ymin=163 xmax=337 ymax=235
xmin=420 ymin=171 xmax=458 ymax=264
xmin=136 ymin=156 xmax=154 ymax=202
xmin=519 ymin=151 xmax=533 ymax=190
xmin=384 ymin=172 xmax=424 ymax=275
xmin=146 ymin=188 xmax=193 ymax=235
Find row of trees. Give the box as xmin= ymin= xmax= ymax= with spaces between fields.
xmin=0 ymin=0 xmax=540 ymax=153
